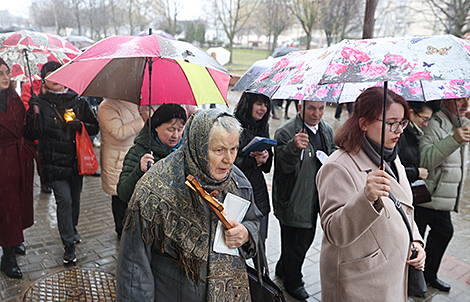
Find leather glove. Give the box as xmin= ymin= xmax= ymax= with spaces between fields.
xmin=67 ymin=119 xmax=82 ymax=133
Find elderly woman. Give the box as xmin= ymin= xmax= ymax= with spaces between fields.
xmin=116 ymin=109 xmax=262 ymax=302
xmin=0 ymin=58 xmax=36 ymax=279
xmin=117 ymin=103 xmax=187 ymax=204
xmin=316 ymin=87 xmax=425 ymax=301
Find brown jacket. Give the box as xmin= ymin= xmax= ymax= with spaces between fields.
xmin=317 ymin=149 xmax=423 ymax=302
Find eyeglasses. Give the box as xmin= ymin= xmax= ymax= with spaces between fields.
xmin=414 ymin=111 xmax=431 ymax=123
xmin=376 ymin=119 xmax=410 ymax=132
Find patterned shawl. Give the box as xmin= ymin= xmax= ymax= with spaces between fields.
xmin=125 ymin=109 xmax=251 ymax=302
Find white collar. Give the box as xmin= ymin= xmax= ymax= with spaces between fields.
xmin=305 ymin=123 xmax=319 ymax=134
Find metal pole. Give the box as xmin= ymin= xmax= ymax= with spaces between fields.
xmin=454 ymin=99 xmax=463 ymax=127
xmin=147 ymin=28 xmax=153 ymax=171
xmin=380 ymin=81 xmax=388 ymax=169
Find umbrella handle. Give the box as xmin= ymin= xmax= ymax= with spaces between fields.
xmin=23 ymin=50 xmax=35 ymax=98
xmin=454 ymin=99 xmax=463 ymax=127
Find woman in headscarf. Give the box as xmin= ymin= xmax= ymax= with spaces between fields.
xmin=116 ymin=109 xmax=262 ymax=302
xmin=316 ymin=87 xmax=426 ymax=301
xmin=0 ymin=58 xmax=37 ymax=279
xmin=234 ymin=92 xmax=272 ymax=244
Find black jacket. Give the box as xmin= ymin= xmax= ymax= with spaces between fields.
xmin=397 ymin=125 xmax=420 ymax=184
xmin=234 ymin=124 xmax=273 ymax=216
xmin=26 ymin=89 xmax=99 ymax=181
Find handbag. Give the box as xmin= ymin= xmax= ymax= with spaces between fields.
xmin=247 ymin=239 xmax=286 ymax=302
xmin=389 ymin=192 xmax=427 ymax=298
xmin=411 ymin=179 xmax=432 ymax=204
xmin=76 ymin=121 xmax=99 ymax=175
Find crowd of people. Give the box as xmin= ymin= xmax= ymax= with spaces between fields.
xmin=1 ymin=56 xmax=469 ymax=301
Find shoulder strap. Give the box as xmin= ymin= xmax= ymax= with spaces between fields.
xmin=389 ymin=192 xmax=414 ymax=243
xmin=47 ymin=102 xmax=66 ymax=124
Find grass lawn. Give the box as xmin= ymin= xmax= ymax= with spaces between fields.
xmin=224 ymin=48 xmax=271 ymax=74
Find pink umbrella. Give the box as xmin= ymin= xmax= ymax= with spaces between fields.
xmin=47 ymin=33 xmax=231 ymax=153
xmin=47 ymin=34 xmax=230 ymax=106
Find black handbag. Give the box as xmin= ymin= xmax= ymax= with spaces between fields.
xmin=389 ymin=192 xmax=428 ymax=298
xmin=411 ymin=179 xmax=432 ymax=204
xmin=247 ymin=241 xmax=286 ymax=302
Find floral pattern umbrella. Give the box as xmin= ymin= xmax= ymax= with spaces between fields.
xmin=0 ymin=30 xmax=80 ymax=81
xmin=248 ymin=35 xmax=470 ymax=102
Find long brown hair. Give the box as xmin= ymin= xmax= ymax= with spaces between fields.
xmin=335 ymin=86 xmax=410 ymax=153
xmin=0 ymin=58 xmax=17 ymax=96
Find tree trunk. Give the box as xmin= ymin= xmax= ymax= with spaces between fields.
xmin=362 ymin=0 xmax=377 ymax=39
xmin=306 ymin=31 xmax=312 ymax=50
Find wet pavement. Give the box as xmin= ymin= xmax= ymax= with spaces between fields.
xmin=1 ymin=90 xmax=469 ymax=301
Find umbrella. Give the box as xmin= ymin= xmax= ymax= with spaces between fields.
xmin=0 ymin=30 xmax=80 ymax=82
xmin=269 ymin=47 xmax=299 ymax=58
xmin=65 ymin=35 xmax=95 ymax=49
xmin=207 ymin=47 xmax=231 ymax=66
xmin=248 ymin=35 xmax=470 ymax=164
xmin=47 ymin=33 xmax=231 ymax=153
xmin=231 ymin=57 xmax=280 ymax=92
xmin=134 ymin=30 xmax=176 ymax=40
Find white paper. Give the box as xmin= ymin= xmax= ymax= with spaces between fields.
xmin=316 ymin=150 xmax=329 ymax=165
xmin=213 ymin=193 xmax=250 ymax=256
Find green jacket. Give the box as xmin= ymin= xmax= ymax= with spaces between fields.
xmin=117 ymin=125 xmax=175 ymax=203
xmin=419 ymin=107 xmax=469 ymax=212
xmin=272 ymin=114 xmax=336 ymax=228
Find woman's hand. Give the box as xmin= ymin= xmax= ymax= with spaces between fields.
xmin=364 ymin=169 xmax=391 ymax=202
xmin=250 ymin=150 xmax=269 ymax=165
xmin=140 ymin=152 xmax=154 ymax=172
xmin=224 ymin=220 xmax=249 ymax=249
xmin=418 ymin=167 xmax=428 ymax=180
xmin=407 ymin=242 xmax=426 ymax=270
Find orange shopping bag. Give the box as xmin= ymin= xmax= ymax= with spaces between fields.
xmin=76 ymin=122 xmax=99 ymax=175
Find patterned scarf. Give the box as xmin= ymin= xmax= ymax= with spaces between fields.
xmin=125 ymin=109 xmax=251 ymax=302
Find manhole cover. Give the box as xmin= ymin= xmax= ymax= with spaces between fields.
xmin=23 ymin=267 xmax=116 ymax=301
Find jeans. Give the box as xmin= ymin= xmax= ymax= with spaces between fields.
xmin=51 ymin=175 xmax=83 ymax=246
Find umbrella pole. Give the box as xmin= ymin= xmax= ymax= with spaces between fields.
xmin=147 ymin=29 xmax=154 ymax=171
xmin=454 ymin=99 xmax=463 ymax=127
xmin=302 ymin=100 xmax=306 ymax=132
xmin=380 ymin=81 xmax=388 ymax=170
xmin=23 ymin=50 xmax=35 ymax=97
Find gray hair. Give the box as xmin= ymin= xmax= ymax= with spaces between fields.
xmin=209 ymin=114 xmax=242 ymax=142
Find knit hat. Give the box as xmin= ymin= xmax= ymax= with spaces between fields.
xmin=41 ymin=61 xmax=62 ymax=80
xmin=151 ymin=104 xmax=187 ymax=129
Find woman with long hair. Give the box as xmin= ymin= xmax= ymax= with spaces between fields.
xmin=234 ymin=92 xmax=273 ymax=243
xmin=316 ymin=87 xmax=425 ymax=301
xmin=0 ymin=58 xmax=37 ymax=279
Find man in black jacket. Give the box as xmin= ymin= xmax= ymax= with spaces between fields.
xmin=26 ymin=62 xmax=99 ymax=264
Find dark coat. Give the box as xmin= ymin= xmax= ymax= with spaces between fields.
xmin=272 ymin=114 xmax=336 ymax=228
xmin=0 ymin=89 xmax=36 ymax=247
xmin=234 ymin=124 xmax=273 ymax=216
xmin=117 ymin=123 xmax=174 ymax=203
xmin=26 ymin=89 xmax=99 ymax=181
xmin=397 ymin=125 xmax=421 ymax=183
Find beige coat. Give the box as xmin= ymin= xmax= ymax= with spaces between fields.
xmin=317 ymin=149 xmax=423 ymax=302
xmin=98 ymin=99 xmax=144 ymax=195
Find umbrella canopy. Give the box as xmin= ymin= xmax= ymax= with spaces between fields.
xmin=207 ymin=47 xmax=231 ymax=66
xmin=231 ymin=57 xmax=280 ymax=92
xmin=134 ymin=30 xmax=176 ymax=40
xmin=0 ymin=30 xmax=80 ymax=81
xmin=65 ymin=35 xmax=95 ymax=49
xmin=269 ymin=47 xmax=299 ymax=58
xmin=249 ymin=35 xmax=470 ymax=102
xmin=47 ymin=35 xmax=231 ymax=106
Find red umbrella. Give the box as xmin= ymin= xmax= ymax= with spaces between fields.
xmin=0 ymin=30 xmax=80 ymax=82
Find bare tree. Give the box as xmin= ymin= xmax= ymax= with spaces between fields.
xmin=289 ymin=0 xmax=323 ymax=50
xmin=31 ymin=0 xmax=74 ymax=34
xmin=321 ymin=0 xmax=362 ymax=45
xmin=425 ymin=0 xmax=470 ymax=36
xmin=211 ymin=0 xmax=260 ymax=63
xmin=154 ymin=0 xmax=183 ymax=36
xmin=259 ymin=0 xmax=291 ymax=52
xmin=70 ymin=0 xmax=84 ymax=35
xmin=362 ymin=0 xmax=378 ymax=38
